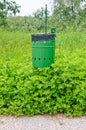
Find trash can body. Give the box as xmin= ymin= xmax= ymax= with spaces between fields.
xmin=32 ymin=34 xmax=55 ymax=68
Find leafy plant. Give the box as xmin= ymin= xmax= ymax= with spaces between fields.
xmin=0 ymin=29 xmax=86 ymax=117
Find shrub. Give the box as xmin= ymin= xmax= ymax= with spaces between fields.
xmin=0 ymin=47 xmax=86 ymax=117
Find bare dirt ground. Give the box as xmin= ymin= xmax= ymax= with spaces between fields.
xmin=0 ymin=114 xmax=86 ymax=130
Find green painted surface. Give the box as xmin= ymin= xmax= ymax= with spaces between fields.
xmin=32 ymin=40 xmax=55 ymax=68
xmin=51 ymin=27 xmax=56 ymax=33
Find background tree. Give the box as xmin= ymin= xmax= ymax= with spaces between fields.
xmin=52 ymin=0 xmax=86 ymax=30
xmin=0 ymin=0 xmax=20 ymax=26
xmin=1 ymin=0 xmax=85 ymax=32
xmin=32 ymin=7 xmax=46 ymax=32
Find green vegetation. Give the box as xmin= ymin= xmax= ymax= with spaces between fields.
xmin=0 ymin=0 xmax=86 ymax=31
xmin=0 ymin=0 xmax=20 ymax=26
xmin=53 ymin=0 xmax=86 ymax=29
xmin=0 ymin=0 xmax=86 ymax=117
xmin=0 ymin=29 xmax=86 ymax=116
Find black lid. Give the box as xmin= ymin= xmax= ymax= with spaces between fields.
xmin=31 ymin=34 xmax=55 ymax=41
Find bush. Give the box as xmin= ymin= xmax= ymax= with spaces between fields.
xmin=0 ymin=47 xmax=86 ymax=117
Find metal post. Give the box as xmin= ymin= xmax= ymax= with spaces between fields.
xmin=45 ymin=4 xmax=47 ymax=34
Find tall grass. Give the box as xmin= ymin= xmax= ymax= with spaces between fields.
xmin=0 ymin=29 xmax=31 ymax=61
xmin=0 ymin=29 xmax=85 ymax=69
xmin=56 ymin=30 xmax=86 ymax=50
xmin=0 ymin=29 xmax=86 ymax=49
xmin=0 ymin=29 xmax=86 ymax=63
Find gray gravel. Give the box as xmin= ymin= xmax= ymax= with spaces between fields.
xmin=0 ymin=114 xmax=86 ymax=130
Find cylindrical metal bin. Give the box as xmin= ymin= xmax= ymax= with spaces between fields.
xmin=31 ymin=34 xmax=55 ymax=68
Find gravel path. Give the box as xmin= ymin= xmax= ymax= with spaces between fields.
xmin=0 ymin=114 xmax=86 ymax=130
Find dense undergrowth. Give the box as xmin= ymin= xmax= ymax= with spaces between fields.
xmin=0 ymin=29 xmax=86 ymax=117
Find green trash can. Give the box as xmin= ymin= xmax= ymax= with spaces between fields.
xmin=31 ymin=34 xmax=55 ymax=68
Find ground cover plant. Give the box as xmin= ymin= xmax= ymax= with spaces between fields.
xmin=0 ymin=29 xmax=86 ymax=117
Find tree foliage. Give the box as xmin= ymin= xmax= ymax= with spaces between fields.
xmin=7 ymin=7 xmax=50 ymax=32
xmin=52 ymin=0 xmax=86 ymax=29
xmin=0 ymin=0 xmax=85 ymax=31
xmin=0 ymin=0 xmax=20 ymax=26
